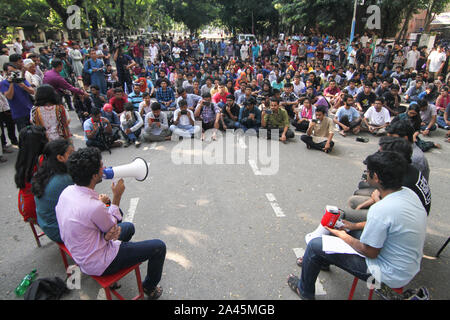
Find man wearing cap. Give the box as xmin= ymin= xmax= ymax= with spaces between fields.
xmin=261 ymin=98 xmax=295 ymax=142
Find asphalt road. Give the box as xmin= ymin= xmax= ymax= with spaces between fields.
xmin=0 ymin=114 xmax=449 ymax=300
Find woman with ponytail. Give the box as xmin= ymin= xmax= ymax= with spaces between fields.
xmin=31 ymin=139 xmax=74 ymax=243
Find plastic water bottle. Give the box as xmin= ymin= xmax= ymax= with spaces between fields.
xmin=15 ymin=269 xmax=37 ymax=297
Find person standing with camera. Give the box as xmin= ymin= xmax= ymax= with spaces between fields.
xmin=0 ymin=57 xmax=35 ymax=132
xmin=113 ymin=44 xmax=137 ymax=94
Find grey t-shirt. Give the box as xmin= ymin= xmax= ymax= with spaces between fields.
xmin=412 ymin=143 xmax=430 ymax=182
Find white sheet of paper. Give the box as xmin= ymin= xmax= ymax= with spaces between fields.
xmin=322 ymin=235 xmax=365 ymax=258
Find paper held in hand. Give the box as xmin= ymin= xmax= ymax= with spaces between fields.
xmin=322 ymin=235 xmax=366 ymax=258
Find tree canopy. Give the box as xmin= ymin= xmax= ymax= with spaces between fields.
xmin=0 ymin=0 xmax=448 ymax=40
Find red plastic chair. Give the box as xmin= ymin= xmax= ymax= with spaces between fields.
xmin=57 ymin=243 xmax=144 ymax=300
xmin=28 ymin=219 xmax=45 ymax=248
xmin=348 ymin=277 xmax=403 ymax=300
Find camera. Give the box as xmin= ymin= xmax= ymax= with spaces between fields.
xmin=153 ymin=118 xmax=160 ymax=122
xmin=180 ymin=110 xmax=188 ymax=115
xmin=265 ymin=108 xmax=272 ymax=115
xmin=10 ymin=70 xmax=24 ymax=83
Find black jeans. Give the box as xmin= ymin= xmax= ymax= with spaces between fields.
xmin=292 ymin=119 xmax=310 ymax=132
xmin=263 ymin=127 xmax=295 ymax=140
xmin=14 ymin=116 xmax=30 ymax=133
xmin=339 ymin=116 xmax=361 ymax=131
xmin=301 ymin=135 xmax=334 ymax=151
xmin=102 ymin=238 xmax=166 ymax=291
xmin=0 ymin=110 xmax=18 ymax=146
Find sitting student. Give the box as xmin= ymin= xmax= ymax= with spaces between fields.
xmin=170 ymin=99 xmax=201 ymax=139
xmin=238 ymin=97 xmax=262 ymax=132
xmin=345 ymin=136 xmax=431 ymax=222
xmin=143 ymin=102 xmax=171 ymax=142
xmin=344 ymin=79 xmax=359 ymax=98
xmin=156 ymin=79 xmax=176 ymax=111
xmin=219 ymin=94 xmax=240 ymax=130
xmin=89 ymin=84 xmax=108 ymax=109
xmin=237 ymin=85 xmax=254 ymax=106
xmin=194 ymin=92 xmax=221 ymax=140
xmin=109 ymin=87 xmax=128 ymax=114
xmin=32 ymin=139 xmax=74 ymax=243
xmin=56 ymin=147 xmax=166 ymax=299
xmin=300 ymin=105 xmax=334 ymax=153
xmin=120 ymin=103 xmax=144 ymax=147
xmin=436 ymin=100 xmax=450 ymax=131
xmin=261 ymin=98 xmax=295 ymax=142
xmin=138 ymin=92 xmax=152 ymax=117
xmin=128 ymin=83 xmax=145 ymax=112
xmin=355 ymin=82 xmax=376 ymax=113
xmin=333 ymin=94 xmax=362 ymax=137
xmin=382 ymin=84 xmax=404 ymax=116
xmin=417 ymin=99 xmax=437 ymax=136
xmin=386 ymin=119 xmax=430 ymax=181
xmin=435 ymin=86 xmax=450 ymax=115
xmin=288 ymin=151 xmax=427 ymax=300
xmin=322 ymin=79 xmax=341 ymax=107
xmin=292 ymin=98 xmax=316 ymax=132
xmin=83 ymin=107 xmax=122 ymax=151
xmin=176 ymin=87 xmax=202 ymax=112
xmin=280 ymin=82 xmax=299 ymax=119
xmin=404 ymin=79 xmax=424 ymax=103
xmin=361 ymin=97 xmax=391 ymax=136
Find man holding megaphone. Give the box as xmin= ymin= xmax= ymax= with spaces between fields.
xmin=56 ymin=147 xmax=166 ymax=299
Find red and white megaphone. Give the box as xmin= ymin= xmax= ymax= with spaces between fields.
xmin=102 ymin=157 xmax=149 ymax=181
xmin=305 ymin=205 xmax=343 ymax=244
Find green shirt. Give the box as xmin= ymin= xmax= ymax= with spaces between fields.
xmin=264 ymin=108 xmax=290 ymax=129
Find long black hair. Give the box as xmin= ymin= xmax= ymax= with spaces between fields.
xmin=31 ymin=139 xmax=71 ymax=199
xmin=14 ymin=126 xmax=48 ymax=189
xmin=406 ymin=102 xmax=422 ymax=132
xmin=34 ymin=84 xmax=61 ymax=106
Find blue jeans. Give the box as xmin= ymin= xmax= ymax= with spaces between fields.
xmin=297 ymin=235 xmax=370 ymax=299
xmin=436 ymin=116 xmax=449 ymax=129
xmin=102 ymin=234 xmax=166 ymax=292
xmin=420 ymin=124 xmax=437 ymax=132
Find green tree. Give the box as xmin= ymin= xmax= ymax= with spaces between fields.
xmin=217 ymin=0 xmax=280 ymax=37
xmin=156 ymin=0 xmax=218 ymax=34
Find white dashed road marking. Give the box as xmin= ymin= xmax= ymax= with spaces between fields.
xmin=265 ymin=193 xmax=285 ymax=217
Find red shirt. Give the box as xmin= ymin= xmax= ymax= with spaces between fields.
xmin=109 ymin=96 xmax=128 ymax=113
xmin=212 ymin=92 xmax=228 ymax=104
xmin=291 ymin=43 xmax=299 ymax=56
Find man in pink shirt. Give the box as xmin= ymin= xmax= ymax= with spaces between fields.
xmin=56 ymin=147 xmax=166 ymax=299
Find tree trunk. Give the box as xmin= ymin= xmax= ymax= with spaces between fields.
xmin=424 ymin=0 xmax=437 ymax=32
xmin=396 ymin=4 xmax=415 ymax=42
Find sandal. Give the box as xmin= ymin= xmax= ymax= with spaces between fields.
xmin=144 ymin=285 xmax=163 ymax=300
xmin=296 ymin=257 xmax=330 ymax=271
xmin=287 ymin=274 xmax=313 ymax=300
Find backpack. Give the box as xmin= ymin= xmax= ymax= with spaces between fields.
xmin=24 ymin=277 xmax=69 ymax=300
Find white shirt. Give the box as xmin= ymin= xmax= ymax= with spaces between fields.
xmin=405 ymin=49 xmax=420 ymax=69
xmin=428 ymin=50 xmax=446 ymax=73
xmin=173 ymin=108 xmax=195 ymax=126
xmin=13 ymin=42 xmax=23 ymax=54
xmin=293 ymin=81 xmax=305 ymax=96
xmin=364 ymin=106 xmax=390 ymax=126
xmin=172 ymin=47 xmax=181 ymax=59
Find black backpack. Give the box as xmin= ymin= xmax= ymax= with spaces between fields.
xmin=24 ymin=277 xmax=69 ymax=300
